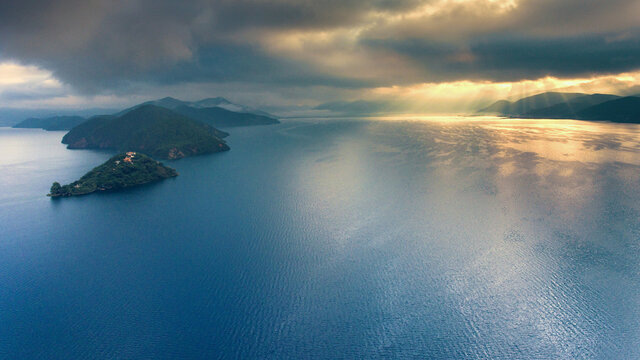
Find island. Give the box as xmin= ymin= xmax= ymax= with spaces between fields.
xmin=48 ymin=152 xmax=178 ymax=197
xmin=61 ymin=105 xmax=230 ymax=159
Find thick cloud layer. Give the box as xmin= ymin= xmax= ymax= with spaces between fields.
xmin=0 ymin=0 xmax=639 ymax=98
xmin=366 ymin=31 xmax=640 ymax=82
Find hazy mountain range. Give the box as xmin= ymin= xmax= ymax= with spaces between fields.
xmin=478 ymin=92 xmax=640 ymax=123
xmin=313 ymin=100 xmax=395 ymax=116
xmin=0 ymin=108 xmax=119 ymax=127
xmin=119 ymin=97 xmax=275 ymax=118
xmin=6 ymin=92 xmax=640 ymax=127
xmin=13 ymin=115 xmax=86 ymax=131
xmin=11 ymin=97 xmax=279 ymax=130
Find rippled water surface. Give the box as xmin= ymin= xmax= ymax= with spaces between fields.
xmin=1 ymin=117 xmax=640 ymax=359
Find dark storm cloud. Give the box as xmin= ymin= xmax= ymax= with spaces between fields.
xmin=364 ymin=31 xmax=640 ymax=82
xmin=32 ymin=41 xmax=372 ymax=91
xmin=0 ymin=0 xmax=403 ymax=92
xmin=469 ymin=33 xmax=640 ymax=81
xmin=205 ymin=0 xmax=424 ymax=31
xmin=0 ymin=0 xmax=639 ymax=93
xmin=153 ymin=45 xmax=373 ymax=88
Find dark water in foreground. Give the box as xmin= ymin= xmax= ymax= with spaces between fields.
xmin=1 ymin=117 xmax=640 ymax=359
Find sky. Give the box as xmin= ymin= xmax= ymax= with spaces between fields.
xmin=0 ymin=0 xmax=639 ymax=114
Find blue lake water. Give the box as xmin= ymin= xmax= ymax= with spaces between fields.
xmin=1 ymin=117 xmax=640 ymax=359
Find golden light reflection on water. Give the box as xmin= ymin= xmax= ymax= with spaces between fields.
xmin=369 ymin=115 xmax=640 ymax=166
xmin=482 ymin=118 xmax=640 ymax=166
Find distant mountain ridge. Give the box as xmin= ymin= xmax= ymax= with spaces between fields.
xmin=478 ymin=92 xmax=594 ymax=116
xmin=117 ymin=96 xmax=279 ymax=127
xmin=576 ymin=96 xmax=640 ymax=123
xmin=523 ymin=94 xmax=620 ymax=119
xmin=173 ymin=105 xmax=280 ymax=128
xmin=12 ymin=96 xmax=279 ymax=131
xmin=314 ymin=100 xmax=391 ymax=115
xmin=13 ymin=116 xmax=87 ymax=131
xmin=147 ymin=96 xmax=274 ymax=117
xmin=477 ymin=92 xmax=639 ymax=123
xmin=0 ymin=107 xmax=119 ymax=127
xmin=189 ymin=97 xmax=275 ymax=118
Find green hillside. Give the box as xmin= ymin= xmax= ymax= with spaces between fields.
xmin=62 ymin=105 xmax=229 ymax=159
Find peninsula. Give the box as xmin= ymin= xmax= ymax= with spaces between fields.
xmin=48 ymin=152 xmax=177 ymax=197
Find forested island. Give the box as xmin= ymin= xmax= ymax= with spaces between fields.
xmin=49 ymin=152 xmax=177 ymax=197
